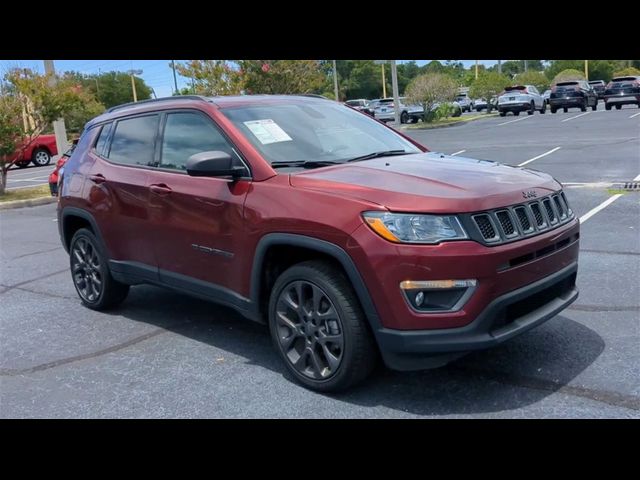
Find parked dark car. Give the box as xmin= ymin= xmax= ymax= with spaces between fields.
xmin=588 ymin=80 xmax=606 ymax=99
xmin=603 ymin=76 xmax=640 ymax=110
xmin=549 ymin=80 xmax=598 ymax=113
xmin=345 ymin=99 xmax=375 ymax=116
xmin=58 ymin=95 xmax=579 ymax=392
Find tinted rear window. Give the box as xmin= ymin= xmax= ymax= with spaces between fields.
xmin=94 ymin=123 xmax=112 ymax=156
xmin=612 ymin=76 xmax=638 ymax=82
xmin=505 ymin=86 xmax=526 ymax=91
xmin=556 ymin=82 xmax=579 ymax=86
xmin=108 ymin=115 xmax=159 ymax=166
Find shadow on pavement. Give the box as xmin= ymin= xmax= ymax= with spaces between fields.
xmin=111 ymin=284 xmax=605 ymax=416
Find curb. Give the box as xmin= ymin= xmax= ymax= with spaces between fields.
xmin=0 ymin=196 xmax=57 ymax=211
xmin=402 ymin=115 xmax=498 ymax=131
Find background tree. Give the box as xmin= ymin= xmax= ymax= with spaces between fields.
xmin=469 ymin=72 xmax=510 ymax=113
xmin=405 ymin=73 xmax=458 ymax=122
xmin=174 ymin=60 xmax=243 ymax=96
xmin=0 ymin=69 xmax=101 ymax=194
xmin=512 ymin=71 xmax=550 ymax=92
xmin=237 ymin=60 xmax=326 ymax=95
xmin=64 ymin=70 xmax=151 ymax=108
xmin=552 ymin=69 xmax=586 ymax=85
xmin=612 ymin=67 xmax=640 ymax=77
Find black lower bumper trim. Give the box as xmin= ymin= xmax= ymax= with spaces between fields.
xmin=376 ymin=262 xmax=579 ymax=371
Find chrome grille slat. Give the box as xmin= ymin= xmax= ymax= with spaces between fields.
xmin=470 ymin=191 xmax=574 ymax=246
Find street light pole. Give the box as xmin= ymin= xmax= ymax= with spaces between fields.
xmin=171 ymin=60 xmax=179 ymax=95
xmin=43 ymin=60 xmax=69 ymax=155
xmin=127 ymin=69 xmax=143 ymax=102
xmin=475 ymin=60 xmax=479 ymax=80
xmin=390 ymin=60 xmax=400 ymax=125
xmin=498 ymin=59 xmax=502 ymax=75
xmin=382 ymin=64 xmax=387 ymax=98
xmin=332 ymin=60 xmax=339 ymax=101
xmin=584 ymin=60 xmax=589 ymax=80
xmin=524 ymin=60 xmax=528 ymax=72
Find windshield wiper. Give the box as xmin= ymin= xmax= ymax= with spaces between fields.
xmin=345 ymin=150 xmax=410 ymax=163
xmin=271 ymin=160 xmax=342 ymax=169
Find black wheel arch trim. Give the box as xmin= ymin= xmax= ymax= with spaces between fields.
xmin=59 ymin=207 xmax=108 ymax=256
xmin=250 ymin=233 xmax=383 ymax=333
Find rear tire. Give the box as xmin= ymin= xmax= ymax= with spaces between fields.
xmin=31 ymin=148 xmax=51 ymax=166
xmin=400 ymin=111 xmax=409 ymax=124
xmin=550 ymin=106 xmax=557 ymax=114
xmin=69 ymin=228 xmax=130 ymax=310
xmin=563 ymin=107 xmax=568 ymax=113
xmin=527 ymin=101 xmax=535 ymax=115
xmin=615 ymin=104 xmax=622 ymax=110
xmin=592 ymin=101 xmax=597 ymax=111
xmin=268 ymin=260 xmax=377 ymax=392
xmin=540 ymin=101 xmax=546 ymax=114
xmin=580 ymin=100 xmax=587 ymax=112
xmin=605 ymin=103 xmax=612 ymax=111
xmin=499 ymin=111 xmax=506 ymax=117
xmin=514 ymin=111 xmax=520 ymax=116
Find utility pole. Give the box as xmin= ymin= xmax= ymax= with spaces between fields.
xmin=127 ymin=69 xmax=142 ymax=102
xmin=524 ymin=60 xmax=528 ymax=72
xmin=43 ymin=60 xmax=69 ymax=155
xmin=382 ymin=64 xmax=387 ymax=98
xmin=390 ymin=60 xmax=400 ymax=125
xmin=585 ymin=60 xmax=589 ymax=80
xmin=171 ymin=60 xmax=179 ymax=95
xmin=475 ymin=60 xmax=479 ymax=80
xmin=332 ymin=60 xmax=339 ymax=101
xmin=498 ymin=59 xmax=502 ymax=75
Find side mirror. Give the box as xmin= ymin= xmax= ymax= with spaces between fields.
xmin=186 ymin=151 xmax=246 ymax=179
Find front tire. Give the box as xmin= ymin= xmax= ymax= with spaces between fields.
xmin=514 ymin=110 xmax=520 ymax=116
xmin=615 ymin=104 xmax=622 ymax=110
xmin=69 ymin=228 xmax=129 ymax=310
xmin=540 ymin=101 xmax=546 ymax=114
xmin=551 ymin=105 xmax=557 ymax=114
xmin=499 ymin=111 xmax=506 ymax=117
xmin=563 ymin=107 xmax=568 ymax=113
xmin=580 ymin=100 xmax=587 ymax=112
xmin=268 ymin=261 xmax=377 ymax=392
xmin=605 ymin=103 xmax=612 ymax=111
xmin=527 ymin=101 xmax=535 ymax=115
xmin=31 ymin=148 xmax=51 ymax=166
xmin=400 ymin=111 xmax=409 ymax=124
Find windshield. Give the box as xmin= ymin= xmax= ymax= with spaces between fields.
xmin=221 ymin=101 xmax=421 ymax=165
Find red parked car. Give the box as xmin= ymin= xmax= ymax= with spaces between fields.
xmin=57 ymin=95 xmax=580 ymax=391
xmin=49 ymin=140 xmax=78 ymax=196
xmin=9 ymin=134 xmax=58 ymax=168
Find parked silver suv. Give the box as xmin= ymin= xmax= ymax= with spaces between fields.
xmin=498 ymin=85 xmax=546 ymax=116
xmin=373 ymin=97 xmax=424 ymax=123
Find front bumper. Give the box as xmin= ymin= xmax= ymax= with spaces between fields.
xmin=377 ymin=262 xmax=578 ymax=370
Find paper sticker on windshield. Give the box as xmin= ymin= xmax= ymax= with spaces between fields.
xmin=244 ymin=119 xmax=292 ymax=144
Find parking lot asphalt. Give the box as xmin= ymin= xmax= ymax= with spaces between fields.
xmin=1 ymin=105 xmax=638 ymax=418
xmin=5 ymin=161 xmax=57 ymax=190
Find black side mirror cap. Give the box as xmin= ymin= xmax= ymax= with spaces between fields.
xmin=186 ymin=151 xmax=246 ymax=178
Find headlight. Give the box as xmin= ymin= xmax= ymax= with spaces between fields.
xmin=362 ymin=211 xmax=468 ymax=244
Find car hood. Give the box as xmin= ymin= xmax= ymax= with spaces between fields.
xmin=289 ymin=152 xmax=560 ymax=213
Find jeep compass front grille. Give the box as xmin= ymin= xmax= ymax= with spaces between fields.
xmin=468 ymin=192 xmax=575 ymax=246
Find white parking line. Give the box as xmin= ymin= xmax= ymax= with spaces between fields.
xmin=634 ymin=173 xmax=640 ymax=181
xmin=629 ymin=112 xmax=640 ymax=119
xmin=451 ymin=150 xmax=466 ymax=156
xmin=579 ymin=194 xmax=623 ymax=224
xmin=497 ymin=115 xmax=533 ymax=126
xmin=517 ymin=147 xmax=562 ymax=167
xmin=561 ymin=112 xmax=591 ymax=122
xmin=8 ymin=176 xmax=50 ymax=182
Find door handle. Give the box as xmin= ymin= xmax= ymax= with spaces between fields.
xmin=149 ymin=184 xmax=172 ymax=195
xmin=89 ymin=174 xmax=106 ymax=184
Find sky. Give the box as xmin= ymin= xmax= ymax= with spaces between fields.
xmin=0 ymin=60 xmax=500 ymax=98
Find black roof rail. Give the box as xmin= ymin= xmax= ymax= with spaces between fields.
xmin=106 ymin=95 xmax=210 ymax=113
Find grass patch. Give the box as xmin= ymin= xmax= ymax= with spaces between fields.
xmin=0 ymin=184 xmax=50 ymax=203
xmin=405 ymin=113 xmax=498 ymax=129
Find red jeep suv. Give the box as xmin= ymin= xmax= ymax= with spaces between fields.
xmin=57 ymin=95 xmax=580 ymax=391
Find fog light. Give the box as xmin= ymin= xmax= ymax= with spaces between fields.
xmin=400 ymin=279 xmax=477 ymax=312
